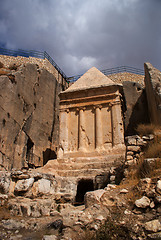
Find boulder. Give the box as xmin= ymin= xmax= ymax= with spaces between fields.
xmin=145 ymin=219 xmax=161 ymax=233
xmin=36 ymin=178 xmax=51 ymax=195
xmin=144 ymin=62 xmax=161 ymax=125
xmin=127 ymin=146 xmax=141 ymax=152
xmin=84 ymin=189 xmax=105 ymax=208
xmin=135 ymin=196 xmax=150 ymax=208
xmin=0 ymin=172 xmax=10 ymax=193
xmin=137 ymin=178 xmax=152 ymax=194
xmin=123 ymin=81 xmax=149 ymax=135
xmin=148 ymin=232 xmax=161 ymax=239
xmin=14 ymin=178 xmax=34 ymax=193
xmin=156 ymin=180 xmax=161 ymax=194
xmin=42 ymin=236 xmax=58 ymax=240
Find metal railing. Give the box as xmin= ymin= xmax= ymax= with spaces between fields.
xmin=0 ymin=47 xmax=144 ymax=83
xmin=101 ymin=66 xmax=144 ymax=75
xmin=0 ymin=47 xmax=68 ymax=81
xmin=67 ymin=66 xmax=144 ymax=82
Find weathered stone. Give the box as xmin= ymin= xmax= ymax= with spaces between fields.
xmin=58 ymin=67 xmax=125 ymax=169
xmin=125 ymin=136 xmax=137 ymax=145
xmin=36 ymin=179 xmax=51 ymax=195
xmin=150 ymin=201 xmax=155 ymax=208
xmin=145 ymin=219 xmax=161 ymax=233
xmin=156 ymin=180 xmax=161 ymax=194
xmin=105 ymin=184 xmax=117 ymax=191
xmin=127 ymin=146 xmax=141 ymax=152
xmin=155 ymin=195 xmax=161 ymax=203
xmin=144 ymin=62 xmax=161 ymax=125
xmin=120 ymin=189 xmax=128 ymax=194
xmin=136 ymin=138 xmax=147 ymax=146
xmin=126 ymin=151 xmax=134 ymax=156
xmin=0 ymin=64 xmax=61 ymax=170
xmin=0 ymin=193 xmax=8 ymax=206
xmin=0 ymin=172 xmax=10 ymax=193
xmin=126 ymin=155 xmax=133 ymax=160
xmin=148 ymin=232 xmax=161 ymax=239
xmin=14 ymin=178 xmax=34 ymax=192
xmin=42 ymin=235 xmax=58 ymax=240
xmin=135 ymin=196 xmax=150 ymax=208
xmin=11 ymin=171 xmax=30 ymax=180
xmin=1 ymin=219 xmax=26 ymax=230
xmin=142 ymin=135 xmax=154 ymax=141
xmin=84 ymin=189 xmax=105 ymax=208
xmin=100 ymin=192 xmax=115 ymax=207
xmin=123 ymin=81 xmax=149 ymax=135
xmin=137 ymin=178 xmax=152 ymax=194
xmin=125 ymin=160 xmax=136 ymax=166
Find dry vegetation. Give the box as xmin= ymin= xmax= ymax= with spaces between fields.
xmin=76 ymin=218 xmax=131 ymax=240
xmin=133 ymin=123 xmax=161 ymax=179
xmin=136 ymin=123 xmax=157 ymax=136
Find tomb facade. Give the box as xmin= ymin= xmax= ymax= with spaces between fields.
xmin=58 ymin=67 xmax=125 ymax=159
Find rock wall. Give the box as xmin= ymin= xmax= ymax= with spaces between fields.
xmin=108 ymin=72 xmax=144 ymax=86
xmin=123 ymin=81 xmax=149 ymax=135
xmin=0 ymin=63 xmax=61 ymax=170
xmin=0 ymin=54 xmax=68 ymax=89
xmin=144 ymin=63 xmax=161 ymax=125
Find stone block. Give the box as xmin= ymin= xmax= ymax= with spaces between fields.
xmin=14 ymin=178 xmax=34 ymax=193
xmin=135 ymin=196 xmax=150 ymax=208
xmin=84 ymin=189 xmax=105 ymax=208
xmin=145 ymin=219 xmax=161 ymax=233
xmin=127 ymin=146 xmax=141 ymax=152
xmin=156 ymin=180 xmax=161 ymax=194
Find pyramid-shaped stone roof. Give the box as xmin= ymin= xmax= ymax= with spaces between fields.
xmin=64 ymin=67 xmax=116 ymax=92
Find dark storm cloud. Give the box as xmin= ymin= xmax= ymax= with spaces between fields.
xmin=0 ymin=0 xmax=160 ymax=76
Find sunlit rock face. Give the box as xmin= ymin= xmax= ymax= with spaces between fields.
xmin=144 ymin=62 xmax=161 ymax=125
xmin=0 ymin=63 xmax=61 ymax=170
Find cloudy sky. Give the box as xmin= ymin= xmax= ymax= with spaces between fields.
xmin=0 ymin=0 xmax=160 ymax=76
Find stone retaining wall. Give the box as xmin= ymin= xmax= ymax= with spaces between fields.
xmin=108 ymin=72 xmax=144 ymax=86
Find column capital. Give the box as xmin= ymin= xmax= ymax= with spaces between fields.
xmin=111 ymin=100 xmax=121 ymax=106
xmin=95 ymin=104 xmax=102 ymax=109
xmin=79 ymin=106 xmax=86 ymax=111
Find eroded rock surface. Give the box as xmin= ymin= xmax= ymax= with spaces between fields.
xmin=144 ymin=62 xmax=161 ymax=125
xmin=0 ymin=63 xmax=61 ymax=170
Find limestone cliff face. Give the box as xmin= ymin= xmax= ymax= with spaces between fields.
xmin=0 ymin=63 xmax=61 ymax=170
xmin=144 ymin=63 xmax=161 ymax=125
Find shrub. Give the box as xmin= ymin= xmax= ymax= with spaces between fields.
xmin=145 ymin=142 xmax=161 ymax=158
xmin=136 ymin=123 xmax=156 ymax=136
xmin=0 ymin=62 xmax=4 ymax=68
xmin=77 ymin=218 xmax=131 ymax=240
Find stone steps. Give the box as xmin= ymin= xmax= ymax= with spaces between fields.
xmin=55 ymin=168 xmax=110 ymax=177
xmin=57 ymin=154 xmax=123 ymax=164
xmin=49 ymin=161 xmax=112 ymax=170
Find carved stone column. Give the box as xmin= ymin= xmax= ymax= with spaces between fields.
xmin=78 ymin=107 xmax=86 ymax=151
xmin=111 ymin=101 xmax=124 ymax=146
xmin=95 ymin=105 xmax=103 ymax=150
xmin=59 ymin=109 xmax=69 ymax=154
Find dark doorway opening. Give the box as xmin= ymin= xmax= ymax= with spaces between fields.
xmin=75 ymin=179 xmax=94 ymax=205
xmin=26 ymin=137 xmax=34 ymax=164
xmin=43 ymin=148 xmax=57 ymax=165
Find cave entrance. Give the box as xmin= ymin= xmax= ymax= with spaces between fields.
xmin=26 ymin=137 xmax=34 ymax=164
xmin=75 ymin=179 xmax=94 ymax=205
xmin=43 ymin=148 xmax=57 ymax=165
